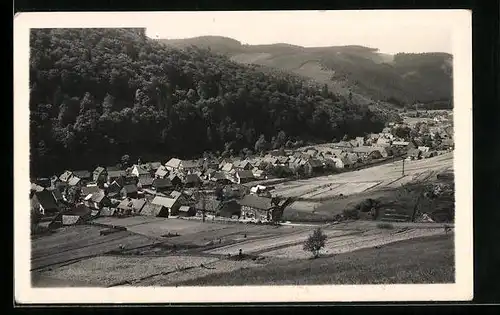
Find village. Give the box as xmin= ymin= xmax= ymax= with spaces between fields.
xmin=30 ymin=110 xmax=454 ymax=229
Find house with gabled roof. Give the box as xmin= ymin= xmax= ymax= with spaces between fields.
xmin=152 ymin=178 xmax=172 ymax=192
xmin=376 ymin=137 xmax=392 ymax=147
xmin=238 ymin=195 xmax=274 ymax=221
xmin=233 ymin=160 xmax=252 ymax=170
xmin=151 ymin=195 xmax=185 ymax=217
xmin=325 ymin=157 xmax=345 ymax=169
xmin=83 ymin=191 xmax=111 ymax=210
xmin=234 ymin=170 xmax=255 ymax=184
xmin=31 ymin=190 xmax=60 ymax=216
xmin=140 ymin=202 xmax=169 ymax=217
xmin=131 ymin=164 xmax=152 ymax=179
xmin=148 ymin=162 xmax=162 ymax=171
xmin=68 ymin=176 xmax=82 ymax=187
xmin=210 ymin=171 xmax=232 ymax=184
xmin=59 ymin=170 xmax=74 ymax=183
xmin=138 ymin=176 xmax=154 ymax=189
xmin=184 ymin=173 xmax=202 ymax=187
xmin=165 ymin=158 xmax=182 ymax=171
xmin=303 ymin=158 xmax=324 ymax=175
xmin=221 ymin=162 xmax=234 ymax=173
xmin=72 ymin=170 xmax=92 ymax=182
xmin=93 ymin=166 xmax=107 ymax=183
xmin=106 ymin=181 xmax=122 ymax=198
xmin=180 ymin=159 xmax=202 ymax=173
xmin=107 ymin=170 xmax=126 ymax=184
xmin=155 ymin=165 xmax=169 ymax=179
xmin=168 ymin=173 xmax=183 ymax=187
xmin=81 ymin=185 xmax=101 ymax=196
xmin=121 ymin=184 xmax=138 ymax=199
xmin=117 ymin=198 xmax=146 ymax=215
xmin=50 ymin=204 xmax=93 ymax=227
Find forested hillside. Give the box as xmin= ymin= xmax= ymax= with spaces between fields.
xmin=160 ymin=36 xmax=453 ymax=106
xmin=30 ymin=28 xmax=387 ymax=177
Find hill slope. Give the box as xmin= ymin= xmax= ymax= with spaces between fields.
xmin=29 ymin=29 xmax=387 ymax=177
xmin=159 ymin=36 xmax=453 ymax=107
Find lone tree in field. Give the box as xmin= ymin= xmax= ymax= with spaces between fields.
xmin=303 ymin=228 xmax=328 ymax=259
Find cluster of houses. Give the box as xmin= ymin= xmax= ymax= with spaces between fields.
xmin=29 ymin=155 xmax=298 ymax=229
xmin=30 ymin=116 xmax=453 ymax=230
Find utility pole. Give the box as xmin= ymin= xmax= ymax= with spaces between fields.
xmin=401 ymin=157 xmax=405 ymax=176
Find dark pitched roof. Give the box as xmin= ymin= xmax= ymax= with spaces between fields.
xmin=148 ymin=162 xmax=162 ymax=170
xmin=194 ymin=196 xmax=221 ymax=212
xmin=117 ymin=198 xmax=146 ymax=212
xmin=184 ymin=174 xmax=201 ymax=184
xmin=107 ymin=181 xmax=122 ymax=193
xmin=238 ymin=194 xmax=273 ymax=210
xmin=140 ymin=202 xmax=165 ymax=216
xmin=68 ymin=176 xmax=82 ymax=186
xmin=121 ymin=184 xmax=138 ymax=194
xmin=165 ymin=158 xmax=182 ymax=169
xmin=63 ymin=204 xmax=93 ymax=217
xmin=138 ymin=176 xmax=154 ymax=187
xmin=152 ymin=178 xmax=172 ymax=189
xmin=132 ymin=164 xmax=150 ymax=174
xmin=236 ymin=170 xmax=255 ymax=179
xmin=49 ymin=188 xmax=64 ymax=202
xmin=81 ymin=186 xmax=101 ymax=196
xmin=33 ymin=190 xmax=59 ymax=210
xmin=72 ymin=170 xmax=91 ymax=179
xmin=307 ymin=159 xmax=324 ymax=168
xmin=31 ymin=183 xmax=45 ymax=192
xmin=89 ymin=192 xmax=107 ymax=203
xmin=155 ymin=165 xmax=169 ymax=177
xmin=99 ymin=207 xmax=116 ymax=217
xmin=59 ymin=171 xmax=73 ymax=182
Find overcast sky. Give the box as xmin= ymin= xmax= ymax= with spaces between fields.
xmin=145 ymin=10 xmax=457 ymax=55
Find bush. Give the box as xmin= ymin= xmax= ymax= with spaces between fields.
xmin=303 ymin=228 xmax=328 ymax=258
xmin=342 ymin=208 xmax=360 ymax=220
xmin=377 ymin=222 xmax=394 ymax=229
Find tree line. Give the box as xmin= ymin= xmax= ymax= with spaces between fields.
xmin=30 ymin=28 xmax=387 ymax=177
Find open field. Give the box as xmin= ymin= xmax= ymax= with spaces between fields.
xmin=31 ymin=225 xmax=157 ymax=271
xmin=33 ymin=217 xmax=453 ymax=287
xmin=177 ymin=234 xmax=455 ymax=286
xmin=204 ymin=228 xmax=349 ymax=256
xmin=34 ymin=255 xmax=219 ymax=287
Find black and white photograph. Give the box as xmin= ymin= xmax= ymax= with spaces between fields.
xmin=14 ymin=10 xmax=473 ymax=303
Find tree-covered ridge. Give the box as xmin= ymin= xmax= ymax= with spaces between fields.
xmin=30 ymin=28 xmax=386 ymax=177
xmin=160 ymin=36 xmax=453 ymax=106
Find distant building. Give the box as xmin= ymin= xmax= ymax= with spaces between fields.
xmin=93 ymin=167 xmax=107 ymax=183
xmin=117 ymin=198 xmax=146 ymax=215
xmin=165 ymin=158 xmax=182 ymax=171
xmin=121 ymin=184 xmax=138 ymax=199
xmin=83 ymin=191 xmax=111 ymax=210
xmin=151 ymin=195 xmax=186 ymax=216
xmin=140 ymin=202 xmax=169 ymax=217
xmin=72 ymin=170 xmax=92 ymax=183
xmin=152 ymin=178 xmax=173 ymax=192
xmin=238 ymin=194 xmax=274 ymax=221
xmin=155 ymin=165 xmax=169 ymax=179
xmin=234 ymin=170 xmax=255 ymax=184
xmin=31 ymin=190 xmax=60 ymax=216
